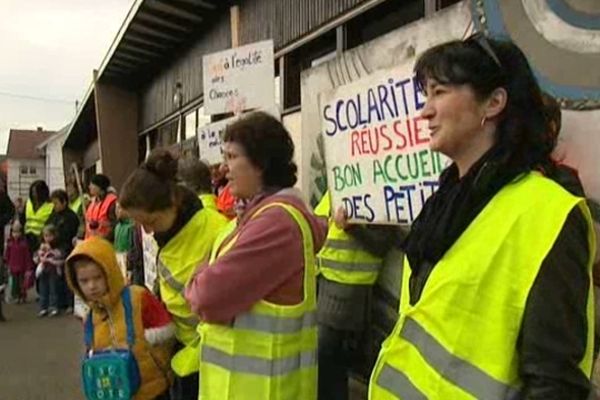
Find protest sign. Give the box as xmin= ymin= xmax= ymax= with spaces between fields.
xmin=320 ymin=64 xmax=449 ymax=225
xmin=203 ymin=40 xmax=275 ymax=115
xmin=197 ymin=118 xmax=231 ymax=165
xmin=197 ymin=106 xmax=281 ymax=165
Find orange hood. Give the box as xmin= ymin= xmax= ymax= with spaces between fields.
xmin=66 ymin=237 xmax=125 ymax=309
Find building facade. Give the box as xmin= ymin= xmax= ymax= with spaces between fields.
xmin=7 ymin=128 xmax=55 ymax=201
xmin=63 ymin=0 xmax=600 ymax=382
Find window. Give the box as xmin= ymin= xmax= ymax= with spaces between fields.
xmin=274 ymin=75 xmax=281 ymax=107
xmin=20 ymin=166 xmax=28 ymax=175
xmin=345 ymin=0 xmax=424 ymax=51
xmin=283 ymin=29 xmax=337 ymax=109
xmin=138 ymin=136 xmax=148 ymax=164
xmin=185 ymin=109 xmax=197 ymax=140
xmin=29 ymin=166 xmax=36 ymax=174
xmin=197 ymin=106 xmax=211 ymax=130
xmin=157 ymin=119 xmax=179 ymax=148
xmin=438 ymin=0 xmax=461 ymax=10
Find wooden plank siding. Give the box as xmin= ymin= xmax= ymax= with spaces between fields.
xmin=239 ymin=0 xmax=367 ymax=48
xmin=138 ymin=0 xmax=371 ymax=132
xmin=138 ymin=12 xmax=231 ymax=130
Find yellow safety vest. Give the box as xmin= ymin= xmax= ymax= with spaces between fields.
xmin=69 ymin=197 xmax=82 ymax=214
xmin=315 ymin=191 xmax=384 ymax=285
xmin=199 ymin=201 xmax=318 ymax=400
xmin=199 ymin=193 xmax=218 ymax=211
xmin=369 ymin=173 xmax=596 ymax=399
xmin=25 ymin=200 xmax=54 ymax=236
xmin=158 ymin=207 xmax=228 ymax=376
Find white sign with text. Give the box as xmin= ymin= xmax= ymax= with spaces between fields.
xmin=320 ymin=64 xmax=449 ymax=225
xmin=203 ymin=40 xmax=275 ymax=115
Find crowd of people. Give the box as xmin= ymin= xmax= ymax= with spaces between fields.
xmin=1 ymin=34 xmax=600 ymax=400
xmin=0 ymin=179 xmax=83 ymax=318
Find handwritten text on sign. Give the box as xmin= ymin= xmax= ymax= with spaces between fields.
xmin=197 ymin=107 xmax=281 ymax=166
xmin=197 ymin=118 xmax=232 ymax=165
xmin=203 ymin=40 xmax=275 ymax=115
xmin=320 ymin=65 xmax=448 ymax=225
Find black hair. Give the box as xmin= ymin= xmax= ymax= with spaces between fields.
xmin=178 ymin=158 xmax=213 ymax=194
xmin=29 ymin=180 xmax=50 ymax=205
xmin=120 ymin=148 xmax=184 ymax=212
xmin=223 ymin=112 xmax=297 ymax=188
xmin=50 ymin=189 xmax=69 ymax=205
xmin=414 ymin=34 xmax=553 ymax=173
xmin=541 ymin=92 xmax=562 ymax=141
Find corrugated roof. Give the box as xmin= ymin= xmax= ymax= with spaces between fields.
xmin=98 ymin=0 xmax=230 ymax=88
xmin=7 ymin=129 xmax=56 ymax=159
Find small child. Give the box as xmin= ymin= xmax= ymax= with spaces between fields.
xmin=66 ymin=236 xmax=174 ymax=400
xmin=34 ymin=225 xmax=64 ymax=317
xmin=4 ymin=221 xmax=33 ymax=304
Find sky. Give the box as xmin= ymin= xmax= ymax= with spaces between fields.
xmin=0 ymin=0 xmax=136 ymax=154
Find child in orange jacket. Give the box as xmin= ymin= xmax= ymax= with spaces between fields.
xmin=66 ymin=237 xmax=174 ymax=400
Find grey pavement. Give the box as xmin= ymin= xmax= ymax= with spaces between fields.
xmin=0 ymin=299 xmax=83 ymax=400
xmin=0 ymin=296 xmax=368 ymax=400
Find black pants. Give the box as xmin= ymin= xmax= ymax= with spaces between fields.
xmin=58 ymin=273 xmax=74 ymax=309
xmin=318 ymin=324 xmax=352 ymax=400
xmin=170 ymin=373 xmax=199 ymax=400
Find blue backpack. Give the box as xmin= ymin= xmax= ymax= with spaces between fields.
xmin=82 ymin=287 xmax=141 ymax=400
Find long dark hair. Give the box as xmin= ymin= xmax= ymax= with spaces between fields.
xmin=414 ymin=34 xmax=553 ymax=174
xmin=29 ymin=180 xmax=50 ymax=207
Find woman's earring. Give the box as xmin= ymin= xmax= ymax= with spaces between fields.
xmin=480 ymin=116 xmax=487 ymax=127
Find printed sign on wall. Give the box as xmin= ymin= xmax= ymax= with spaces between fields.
xmin=203 ymin=40 xmax=275 ymax=115
xmin=320 ymin=64 xmax=449 ymax=225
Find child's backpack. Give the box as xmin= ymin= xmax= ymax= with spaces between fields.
xmin=82 ymin=287 xmax=141 ymax=400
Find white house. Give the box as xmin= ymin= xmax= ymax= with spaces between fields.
xmin=37 ymin=125 xmax=69 ymax=192
xmin=6 ymin=128 xmax=55 ymax=201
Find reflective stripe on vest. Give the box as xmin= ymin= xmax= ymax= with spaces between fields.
xmin=157 ymin=259 xmax=185 ymax=294
xmin=376 ymin=317 xmax=520 ymax=399
xmin=200 ymin=201 xmax=318 ymax=400
xmin=202 ymin=346 xmax=317 ymax=376
xmin=25 ymin=200 xmax=54 ymax=236
xmin=163 ymin=207 xmax=229 ymax=377
xmin=85 ymin=193 xmax=117 ymax=238
xmin=320 ymin=257 xmax=382 ymax=272
xmin=234 ymin=310 xmax=316 ymax=334
xmin=315 ymin=190 xmax=383 ymax=284
xmin=377 ymin=364 xmax=427 ymax=400
xmin=369 ymin=173 xmax=596 ymax=400
xmin=159 ymin=207 xmax=228 ymax=346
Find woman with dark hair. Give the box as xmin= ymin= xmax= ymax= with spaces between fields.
xmin=185 ymin=111 xmax=327 ymax=399
xmin=119 ymin=149 xmax=228 ymax=400
xmin=85 ymin=174 xmax=117 ymax=241
xmin=25 ymin=180 xmax=53 ymax=252
xmin=369 ymin=34 xmax=596 ymax=399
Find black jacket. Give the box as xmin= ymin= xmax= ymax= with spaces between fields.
xmin=46 ymin=208 xmax=80 ymax=255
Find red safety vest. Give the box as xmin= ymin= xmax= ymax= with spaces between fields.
xmin=85 ymin=193 xmax=117 ymax=239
